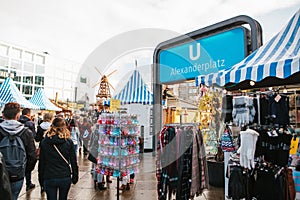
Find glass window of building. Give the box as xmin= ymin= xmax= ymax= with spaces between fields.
xmin=34 ymin=86 xmax=42 ymax=93
xmin=23 ymin=75 xmax=33 ymax=84
xmin=35 ymin=76 xmax=44 ymax=85
xmin=0 ymin=44 xmax=9 ymax=56
xmin=22 ymin=85 xmax=33 ymax=95
xmin=11 ymin=48 xmax=22 ymax=59
xmin=11 ymin=59 xmax=22 ymax=71
xmin=64 ymin=80 xmax=72 ymax=89
xmin=35 ymin=64 xmax=45 ymax=74
xmin=24 ymin=62 xmax=34 ymax=72
xmin=15 ymin=83 xmax=21 ymax=91
xmin=55 ymin=79 xmax=63 ymax=89
xmin=35 ymin=54 xmax=45 ymax=65
xmin=45 ymin=77 xmax=54 ymax=86
xmin=64 ymin=71 xmax=72 ymax=80
xmin=11 ymin=70 xmax=22 ymax=82
xmin=55 ymin=70 xmax=64 ymax=79
xmin=0 ymin=56 xmax=8 ymax=67
xmin=24 ymin=51 xmax=34 ymax=62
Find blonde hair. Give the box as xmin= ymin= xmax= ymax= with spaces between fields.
xmin=43 ymin=112 xmax=54 ymax=122
xmin=46 ymin=117 xmax=70 ymax=139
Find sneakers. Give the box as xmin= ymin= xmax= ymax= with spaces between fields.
xmin=26 ymin=183 xmax=35 ymax=191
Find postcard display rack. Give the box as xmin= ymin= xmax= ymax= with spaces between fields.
xmin=96 ymin=113 xmax=140 ymax=197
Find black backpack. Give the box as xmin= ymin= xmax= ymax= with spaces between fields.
xmin=0 ymin=127 xmax=27 ymax=181
xmin=0 ymin=152 xmax=12 ymax=199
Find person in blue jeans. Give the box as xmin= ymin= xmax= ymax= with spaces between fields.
xmin=0 ymin=103 xmax=37 ymax=200
xmin=38 ymin=117 xmax=79 ymax=200
xmin=19 ymin=108 xmax=37 ymax=191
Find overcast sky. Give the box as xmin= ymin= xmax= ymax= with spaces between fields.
xmin=0 ymin=0 xmax=299 ymax=62
xmin=0 ymin=0 xmax=299 ymax=94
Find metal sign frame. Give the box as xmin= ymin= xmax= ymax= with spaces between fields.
xmin=152 ymin=15 xmax=262 ymax=153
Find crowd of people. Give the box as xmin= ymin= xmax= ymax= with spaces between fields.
xmin=0 ymin=101 xmax=138 ymax=200
xmin=0 ymin=102 xmax=82 ymax=200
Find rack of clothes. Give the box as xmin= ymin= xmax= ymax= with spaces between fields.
xmin=156 ymin=123 xmax=209 ymax=200
xmin=223 ymin=91 xmax=291 ymax=127
xmin=224 ymin=124 xmax=296 ymax=200
xmin=220 ymin=90 xmax=297 ymax=200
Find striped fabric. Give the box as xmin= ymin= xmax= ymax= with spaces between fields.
xmin=196 ymin=9 xmax=300 ymax=87
xmin=0 ymin=77 xmax=39 ymax=109
xmin=113 ymin=70 xmax=153 ymax=105
xmin=30 ymin=88 xmax=62 ymax=111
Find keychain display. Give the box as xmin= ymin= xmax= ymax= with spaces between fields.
xmin=96 ymin=113 xmax=141 ymax=178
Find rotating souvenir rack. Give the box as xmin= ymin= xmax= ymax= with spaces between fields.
xmin=96 ymin=113 xmax=140 ymax=179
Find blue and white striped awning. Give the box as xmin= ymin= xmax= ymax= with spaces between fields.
xmin=30 ymin=88 xmax=62 ymax=111
xmin=196 ymin=9 xmax=300 ymax=87
xmin=113 ymin=70 xmax=153 ymax=105
xmin=0 ymin=77 xmax=39 ymax=109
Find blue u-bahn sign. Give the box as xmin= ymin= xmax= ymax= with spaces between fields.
xmin=158 ymin=27 xmax=248 ymax=84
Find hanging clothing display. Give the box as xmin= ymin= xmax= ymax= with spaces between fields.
xmin=232 ymin=96 xmax=256 ymax=126
xmin=237 ymin=129 xmax=259 ymax=170
xmin=268 ymin=94 xmax=290 ymax=126
xmin=255 ymin=127 xmax=293 ymax=167
xmin=220 ymin=126 xmax=236 ymax=152
xmin=222 ymin=95 xmax=233 ymax=123
xmin=224 ymin=91 xmax=296 ymax=200
xmin=156 ymin=124 xmax=209 ymax=200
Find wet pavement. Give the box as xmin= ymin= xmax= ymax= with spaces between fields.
xmin=18 ymin=153 xmax=224 ymax=200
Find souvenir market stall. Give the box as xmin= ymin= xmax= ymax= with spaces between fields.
xmin=153 ymin=14 xmax=263 ymax=199
xmin=113 ymin=69 xmax=154 ymax=151
xmin=195 ymin=10 xmax=300 ymax=200
xmin=0 ymin=77 xmax=39 ymax=109
xmin=30 ymin=88 xmax=62 ymax=111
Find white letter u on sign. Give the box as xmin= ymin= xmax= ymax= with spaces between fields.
xmin=189 ymin=43 xmax=200 ymax=60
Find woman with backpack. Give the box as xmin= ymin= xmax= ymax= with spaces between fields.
xmin=38 ymin=117 xmax=78 ymax=200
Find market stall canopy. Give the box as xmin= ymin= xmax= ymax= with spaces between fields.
xmin=30 ymin=88 xmax=62 ymax=111
xmin=0 ymin=77 xmax=39 ymax=109
xmin=196 ymin=9 xmax=300 ymax=88
xmin=113 ymin=70 xmax=153 ymax=105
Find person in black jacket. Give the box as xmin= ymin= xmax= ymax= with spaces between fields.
xmin=19 ymin=108 xmax=36 ymax=135
xmin=35 ymin=112 xmax=53 ymax=193
xmin=0 ymin=102 xmax=37 ymax=200
xmin=35 ymin=112 xmax=54 ymax=144
xmin=18 ymin=107 xmax=37 ymax=191
xmin=0 ymin=151 xmax=12 ymax=200
xmin=38 ymin=117 xmax=78 ymax=200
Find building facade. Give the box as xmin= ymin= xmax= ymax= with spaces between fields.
xmin=0 ymin=41 xmax=46 ymax=100
xmin=0 ymin=41 xmax=87 ymax=105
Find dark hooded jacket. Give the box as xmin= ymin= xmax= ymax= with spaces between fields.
xmin=0 ymin=152 xmax=12 ymax=200
xmin=19 ymin=115 xmax=36 ymax=137
xmin=38 ymin=134 xmax=78 ymax=184
xmin=0 ymin=120 xmax=37 ymax=175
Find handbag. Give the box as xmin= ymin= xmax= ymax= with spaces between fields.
xmin=53 ymin=145 xmax=71 ymax=171
xmin=36 ymin=147 xmax=40 ymax=159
